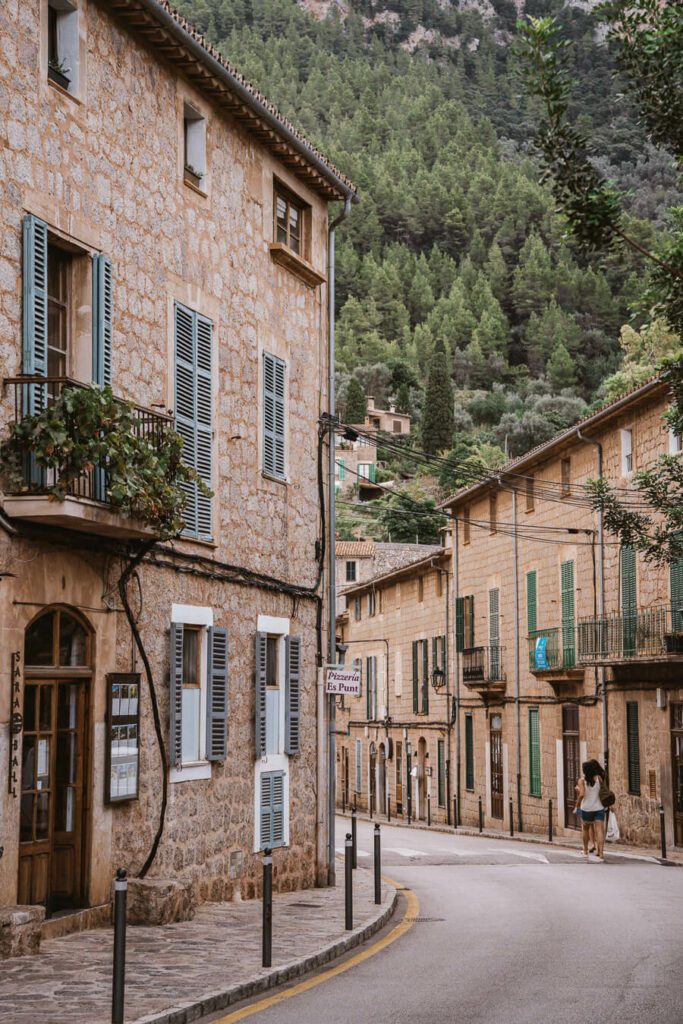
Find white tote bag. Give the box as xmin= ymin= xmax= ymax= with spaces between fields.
xmin=606 ymin=810 xmax=620 ymax=842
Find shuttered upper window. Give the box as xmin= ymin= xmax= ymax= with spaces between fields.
xmin=174 ymin=302 xmax=213 ymax=540
xmin=528 ymin=707 xmax=541 ymax=797
xmin=465 ymin=714 xmax=474 ymax=791
xmin=627 ymin=701 xmax=641 ymax=795
xmin=263 ymin=352 xmax=286 ymax=480
xmin=526 ymin=570 xmax=537 ymax=635
xmin=169 ymin=621 xmax=228 ymax=769
xmin=456 ymin=595 xmax=475 ymax=652
xmin=560 ymin=560 xmax=575 ymax=668
xmin=437 ymin=739 xmax=446 ymax=807
xmin=255 ymin=632 xmax=301 ymax=758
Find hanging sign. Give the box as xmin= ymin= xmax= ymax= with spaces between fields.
xmin=325 ymin=665 xmax=361 ymax=696
xmin=8 ymin=650 xmax=22 ymax=797
xmin=534 ymin=636 xmax=549 ymax=670
xmin=105 ymin=673 xmax=141 ymax=803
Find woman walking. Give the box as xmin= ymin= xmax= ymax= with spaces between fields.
xmin=575 ymin=761 xmax=606 ymax=861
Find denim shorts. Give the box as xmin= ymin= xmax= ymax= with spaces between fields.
xmin=580 ymin=809 xmax=605 ymax=823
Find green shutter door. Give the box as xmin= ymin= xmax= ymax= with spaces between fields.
xmin=527 ymin=571 xmax=537 ymax=635
xmin=437 ymin=739 xmax=445 ymax=806
xmin=422 ymin=641 xmax=429 ymax=713
xmin=465 ymin=714 xmax=474 ymax=790
xmin=456 ymin=597 xmax=465 ymax=652
xmin=561 ymin=560 xmax=575 ymax=668
xmin=412 ymin=641 xmax=419 ymax=714
xmin=670 ymin=557 xmax=683 ymax=633
xmin=621 ymin=546 xmax=637 ymax=656
xmin=489 ymin=588 xmax=500 ymax=679
xmin=22 ymin=214 xmax=48 ymax=416
xmin=466 ymin=596 xmax=475 ymax=648
xmin=528 ymin=707 xmax=541 ymax=797
xmin=626 ymin=701 xmax=640 ymax=794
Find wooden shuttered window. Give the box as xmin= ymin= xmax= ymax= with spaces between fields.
xmin=23 ymin=214 xmax=49 ymax=415
xmin=366 ymin=656 xmax=377 ymax=721
xmin=260 ymin=771 xmax=285 ymax=849
xmin=456 ymin=596 xmax=475 ymax=651
xmin=465 ymin=714 xmax=474 ymax=791
xmin=437 ymin=739 xmax=446 ymax=807
xmin=263 ymin=352 xmax=286 ymax=479
xmin=285 ymin=636 xmax=301 ymax=755
xmin=421 ymin=641 xmax=429 ymax=714
xmin=206 ymin=627 xmax=228 ymax=761
xmin=92 ymin=254 xmax=113 ymax=387
xmin=626 ymin=701 xmax=641 ymax=795
xmin=412 ymin=640 xmax=419 ymax=714
xmin=489 ymin=588 xmax=500 ymax=678
xmin=255 ymin=632 xmax=268 ymax=758
xmin=355 ymin=738 xmax=362 ymax=793
xmin=527 ymin=570 xmax=537 ymax=635
xmin=560 ymin=560 xmax=575 ymax=668
xmin=528 ymin=707 xmax=541 ymax=797
xmin=671 ymin=556 xmax=683 ymax=632
xmin=620 ymin=546 xmax=637 ymax=656
xmin=174 ymin=302 xmax=213 ymax=540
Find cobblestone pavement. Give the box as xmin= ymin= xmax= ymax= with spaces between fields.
xmin=0 ymin=869 xmax=394 ymax=1024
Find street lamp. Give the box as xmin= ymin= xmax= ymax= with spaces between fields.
xmin=431 ymin=665 xmax=445 ymax=691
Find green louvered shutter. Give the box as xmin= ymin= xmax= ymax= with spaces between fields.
xmin=338 ymin=458 xmax=345 ymax=481
xmin=23 ymin=214 xmax=48 ymax=417
xmin=437 ymin=739 xmax=445 ymax=807
xmin=432 ymin=636 xmax=438 ymax=678
xmin=174 ymin=302 xmax=213 ymax=540
xmin=527 ymin=571 xmax=537 ymax=635
xmin=169 ymin=623 xmax=184 ymax=768
xmin=466 ymin=596 xmax=475 ymax=648
xmin=206 ymin=627 xmax=228 ymax=761
xmin=92 ymin=254 xmax=113 ymax=387
xmin=369 ymin=463 xmax=376 ymax=483
xmin=422 ymin=641 xmax=429 ymax=713
xmin=620 ymin=546 xmax=637 ymax=656
xmin=412 ymin=641 xmax=419 ymax=713
xmin=528 ymin=707 xmax=541 ymax=797
xmin=255 ymin=632 xmax=268 ymax=758
xmin=465 ymin=714 xmax=474 ymax=790
xmin=285 ymin=635 xmax=301 ymax=755
xmin=440 ymin=635 xmax=447 ymax=683
xmin=671 ymin=556 xmax=683 ymax=632
xmin=456 ymin=597 xmax=465 ymax=652
xmin=489 ymin=588 xmax=500 ymax=679
xmin=260 ymin=772 xmax=285 ymax=849
xmin=366 ymin=656 xmax=372 ymax=720
xmin=626 ymin=701 xmax=641 ymax=795
xmin=264 ymin=352 xmax=286 ymax=479
xmin=561 ymin=560 xmax=575 ymax=668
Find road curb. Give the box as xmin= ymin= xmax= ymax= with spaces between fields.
xmin=131 ymin=878 xmax=398 ymax=1024
xmin=338 ymin=812 xmax=683 ymax=867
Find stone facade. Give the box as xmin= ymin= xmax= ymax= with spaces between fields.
xmin=338 ymin=378 xmax=683 ymax=851
xmin=0 ymin=0 xmax=355 ymax=934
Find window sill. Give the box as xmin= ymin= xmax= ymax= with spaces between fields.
xmin=261 ymin=470 xmax=289 ymax=487
xmin=47 ymin=77 xmax=81 ymax=105
xmin=184 ymin=177 xmax=208 ymax=198
xmin=170 ymin=762 xmax=212 ymax=783
xmin=269 ymin=243 xmax=326 ymax=288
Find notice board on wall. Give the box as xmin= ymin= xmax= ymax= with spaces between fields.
xmin=105 ymin=673 xmax=141 ymax=803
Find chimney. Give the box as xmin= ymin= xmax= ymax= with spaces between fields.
xmin=366 ymin=396 xmax=375 ymax=411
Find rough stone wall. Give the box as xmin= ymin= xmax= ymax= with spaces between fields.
xmin=0 ymin=0 xmax=331 ymax=907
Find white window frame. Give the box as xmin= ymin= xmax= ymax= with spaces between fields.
xmin=358 ymin=462 xmax=373 ymax=480
xmin=621 ymin=427 xmax=634 ymax=477
xmin=47 ymin=0 xmax=80 ymax=96
xmin=170 ymin=604 xmax=213 ymax=783
xmin=368 ymin=591 xmax=377 ymax=617
xmin=183 ymin=102 xmax=207 ymax=189
xmin=669 ymin=428 xmax=682 ymax=455
xmin=253 ymin=614 xmax=291 ymax=852
xmin=346 ymin=560 xmax=357 ymax=583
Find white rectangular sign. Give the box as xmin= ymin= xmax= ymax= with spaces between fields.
xmin=325 ymin=665 xmax=361 ymax=695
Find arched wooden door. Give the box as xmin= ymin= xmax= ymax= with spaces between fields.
xmin=19 ymin=608 xmax=92 ymax=915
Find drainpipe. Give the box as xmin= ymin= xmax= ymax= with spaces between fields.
xmin=444 ymin=566 xmax=452 ymax=824
xmin=453 ymin=510 xmax=461 ymax=824
xmin=511 ymin=488 xmax=522 ymax=832
xmin=327 ymin=196 xmax=352 ymax=887
xmin=576 ymin=428 xmax=607 ymax=776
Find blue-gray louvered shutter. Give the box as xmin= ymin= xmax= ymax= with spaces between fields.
xmin=22 ymin=214 xmax=48 ymax=415
xmin=272 ymin=771 xmax=285 ymax=848
xmin=169 ymin=623 xmax=184 ymax=768
xmin=263 ymin=352 xmax=286 ymax=478
xmin=195 ymin=314 xmax=213 ymax=540
xmin=92 ymin=254 xmax=112 ymax=387
xmin=260 ymin=772 xmax=273 ymax=848
xmin=206 ymin=626 xmax=228 ymax=761
xmin=285 ymin=635 xmax=301 ymax=755
xmin=175 ymin=303 xmax=198 ymax=536
xmin=255 ymin=632 xmax=268 ymax=758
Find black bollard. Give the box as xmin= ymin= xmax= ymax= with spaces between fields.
xmin=509 ymin=797 xmax=514 ymax=837
xmin=342 ymin=787 xmax=346 ymax=815
xmin=112 ymin=868 xmax=127 ymax=1024
xmin=374 ymin=824 xmax=381 ymax=905
xmin=351 ymin=808 xmax=358 ymax=869
xmin=427 ymin=793 xmax=431 ymax=827
xmin=345 ymin=833 xmax=353 ymax=930
xmin=478 ymin=795 xmax=483 ymax=833
xmin=262 ymin=847 xmax=273 ymax=968
xmin=387 ymin=796 xmax=391 ymax=823
xmin=453 ymin=796 xmax=458 ymax=830
xmin=369 ymin=792 xmax=373 ymax=820
xmin=548 ymin=799 xmax=553 ymax=843
xmin=660 ymin=805 xmax=667 ymax=861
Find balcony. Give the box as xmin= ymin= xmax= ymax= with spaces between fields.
xmin=577 ymin=606 xmax=683 ymax=665
xmin=2 ymin=376 xmax=173 ymax=539
xmin=462 ymin=645 xmax=506 ymax=692
xmin=528 ymin=627 xmax=582 ymax=677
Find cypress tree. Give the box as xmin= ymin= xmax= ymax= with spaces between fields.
xmin=345 ymin=378 xmax=367 ymax=424
xmin=422 ymin=339 xmax=455 ymax=454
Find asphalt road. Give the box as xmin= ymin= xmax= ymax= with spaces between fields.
xmin=210 ymin=818 xmax=683 ymax=1024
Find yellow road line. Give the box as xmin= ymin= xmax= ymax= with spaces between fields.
xmin=211 ymin=878 xmax=418 ymax=1023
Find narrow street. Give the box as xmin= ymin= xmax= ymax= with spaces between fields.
xmin=204 ymin=817 xmax=683 ymax=1024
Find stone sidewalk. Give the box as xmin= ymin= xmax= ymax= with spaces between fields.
xmin=0 ymin=869 xmax=397 ymax=1024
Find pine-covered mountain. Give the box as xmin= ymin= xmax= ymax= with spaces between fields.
xmin=176 ymin=0 xmax=681 ymax=523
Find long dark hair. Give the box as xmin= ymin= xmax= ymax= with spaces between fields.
xmin=583 ymin=760 xmax=602 ymax=786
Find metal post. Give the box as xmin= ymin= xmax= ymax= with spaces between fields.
xmin=478 ymin=796 xmax=483 ymax=833
xmin=509 ymin=797 xmax=514 ymax=838
xmin=548 ymin=799 xmax=553 ymax=843
xmin=387 ymin=796 xmax=391 ymax=823
xmin=453 ymin=795 xmax=458 ymax=829
xmin=374 ymin=824 xmax=381 ymax=905
xmin=660 ymin=805 xmax=667 ymax=861
xmin=446 ymin=759 xmax=451 ymax=827
xmin=262 ymin=848 xmax=272 ymax=968
xmin=427 ymin=793 xmax=431 ymax=827
xmin=407 ymin=752 xmax=412 ymax=825
xmin=342 ymin=786 xmax=346 ymax=815
xmin=369 ymin=790 xmax=373 ymax=820
xmin=351 ymin=808 xmax=357 ymax=870
xmin=345 ymin=833 xmax=353 ymax=930
xmin=112 ymin=868 xmax=127 ymax=1024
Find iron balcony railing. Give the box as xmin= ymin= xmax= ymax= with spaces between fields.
xmin=462 ymin=645 xmax=506 ymax=685
xmin=577 ymin=605 xmax=683 ymax=664
xmin=528 ymin=627 xmax=577 ymax=672
xmin=3 ymin=376 xmax=173 ymax=505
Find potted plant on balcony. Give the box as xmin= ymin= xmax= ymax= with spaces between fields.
xmin=48 ymin=58 xmax=71 ymax=91
xmin=184 ymin=163 xmax=203 ymax=189
xmin=0 ymin=384 xmax=210 ymax=541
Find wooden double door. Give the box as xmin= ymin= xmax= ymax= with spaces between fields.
xmin=490 ymin=715 xmax=504 ymax=819
xmin=19 ymin=679 xmax=89 ymax=914
xmin=672 ymin=703 xmax=683 ymax=847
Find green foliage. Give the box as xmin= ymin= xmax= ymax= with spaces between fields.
xmin=421 ymin=340 xmax=454 ymax=454
xmin=0 ymin=385 xmax=208 ymax=540
xmin=344 ymin=377 xmax=367 ymax=423
xmin=376 ymin=483 xmax=444 ymax=545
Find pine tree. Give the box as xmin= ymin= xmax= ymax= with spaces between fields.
xmin=547 ymin=341 xmax=578 ymax=391
xmin=345 ymin=378 xmax=367 ymax=424
xmin=395 ymin=381 xmax=413 ymax=417
xmin=421 ymin=340 xmax=455 ymax=454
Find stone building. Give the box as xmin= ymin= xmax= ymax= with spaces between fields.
xmin=360 ymin=397 xmax=411 ymax=436
xmin=337 ymin=377 xmax=683 ymax=851
xmin=335 ymin=539 xmax=441 ymax=612
xmin=0 ymin=0 xmax=356 ymax=942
